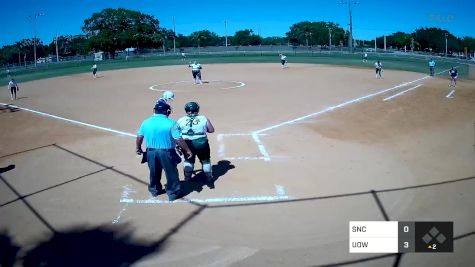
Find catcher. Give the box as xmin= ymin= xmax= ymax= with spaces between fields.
xmin=176 ymin=102 xmax=215 ymax=183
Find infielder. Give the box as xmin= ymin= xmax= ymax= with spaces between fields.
xmin=449 ymin=66 xmax=458 ymax=87
xmin=156 ymin=90 xmax=175 ymax=105
xmin=279 ymin=53 xmax=288 ymax=68
xmin=374 ymin=60 xmax=383 ymax=79
xmin=181 ymin=52 xmax=186 ymax=61
xmin=91 ymin=63 xmax=98 ymax=78
xmin=7 ymin=78 xmax=19 ymax=100
xmin=363 ymin=53 xmax=368 ymax=62
xmin=188 ymin=61 xmax=203 ymax=84
xmin=176 ymin=102 xmax=215 ymax=183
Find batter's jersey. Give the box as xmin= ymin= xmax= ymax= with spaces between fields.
xmin=8 ymin=80 xmax=17 ymax=89
xmin=189 ymin=63 xmax=202 ymax=72
xmin=177 ymin=115 xmax=209 ymax=140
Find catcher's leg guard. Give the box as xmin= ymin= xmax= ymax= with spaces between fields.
xmin=184 ymin=161 xmax=194 ymax=181
xmin=202 ymin=160 xmax=213 ymax=182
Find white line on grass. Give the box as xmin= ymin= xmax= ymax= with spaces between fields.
xmin=0 ymin=103 xmax=136 ymax=138
xmin=383 ymin=84 xmax=422 ymax=101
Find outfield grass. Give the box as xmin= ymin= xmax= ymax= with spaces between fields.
xmin=2 ymin=53 xmax=469 ymax=86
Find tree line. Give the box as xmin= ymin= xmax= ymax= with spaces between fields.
xmin=1 ymin=8 xmax=474 ymax=65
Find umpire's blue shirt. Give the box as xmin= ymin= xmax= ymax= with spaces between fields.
xmin=137 ymin=114 xmax=182 ymax=149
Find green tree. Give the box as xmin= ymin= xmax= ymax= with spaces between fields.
xmin=460 ymin=36 xmax=475 ymax=53
xmin=412 ymin=27 xmax=460 ymax=53
xmin=82 ymin=8 xmax=160 ymax=57
xmin=286 ymin=21 xmax=345 ymax=47
xmin=233 ymin=29 xmax=261 ymax=46
xmin=261 ymin=36 xmax=288 ymax=45
xmin=190 ymin=30 xmax=220 ymax=47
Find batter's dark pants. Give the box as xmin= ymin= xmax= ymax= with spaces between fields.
xmin=146 ymin=148 xmax=181 ymax=198
xmin=10 ymin=87 xmax=17 ymax=99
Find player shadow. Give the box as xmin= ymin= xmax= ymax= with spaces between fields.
xmin=21 ymin=223 xmax=163 ymax=267
xmin=0 ymin=230 xmax=21 ymax=267
xmin=0 ymin=165 xmax=15 ymax=174
xmin=15 ymin=97 xmax=28 ymax=100
xmin=0 ymin=104 xmax=20 ymax=113
xmin=180 ymin=160 xmax=235 ymax=195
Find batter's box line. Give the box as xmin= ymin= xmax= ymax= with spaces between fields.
xmin=120 ymin=184 xmax=289 ymax=205
xmin=217 ymin=133 xmax=270 ymax=161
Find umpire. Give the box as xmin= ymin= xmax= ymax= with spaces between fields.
xmin=136 ymin=102 xmax=192 ymax=201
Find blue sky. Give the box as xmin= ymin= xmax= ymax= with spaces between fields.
xmin=1 ymin=0 xmax=472 ymax=46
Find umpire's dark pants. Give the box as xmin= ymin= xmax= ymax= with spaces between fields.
xmin=146 ymin=148 xmax=181 ymax=198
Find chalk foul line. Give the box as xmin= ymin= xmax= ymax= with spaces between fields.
xmin=254 ymin=69 xmax=450 ymax=134
xmin=0 ymin=103 xmax=136 ymax=138
xmin=383 ymin=84 xmax=422 ymax=101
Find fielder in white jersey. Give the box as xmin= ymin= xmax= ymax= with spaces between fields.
xmin=188 ymin=61 xmax=203 ymax=84
xmin=176 ymin=101 xmax=215 ymax=184
xmin=279 ymin=54 xmax=288 ymax=68
xmin=91 ymin=64 xmax=98 ymax=78
xmin=374 ymin=60 xmax=383 ymax=79
xmin=7 ymin=78 xmax=19 ymax=100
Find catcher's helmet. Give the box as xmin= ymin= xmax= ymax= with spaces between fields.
xmin=184 ymin=102 xmax=200 ymax=113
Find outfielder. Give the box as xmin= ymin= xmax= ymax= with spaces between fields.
xmin=279 ymin=53 xmax=288 ymax=68
xmin=7 ymin=78 xmax=19 ymax=100
xmin=176 ymin=102 xmax=215 ymax=183
xmin=374 ymin=60 xmax=383 ymax=79
xmin=188 ymin=61 xmax=203 ymax=84
xmin=91 ymin=63 xmax=98 ymax=78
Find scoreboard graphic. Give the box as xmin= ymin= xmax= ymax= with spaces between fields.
xmin=349 ymin=221 xmax=453 ymax=253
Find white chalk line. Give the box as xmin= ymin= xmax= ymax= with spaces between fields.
xmin=0 ymin=103 xmax=136 ymax=138
xmin=217 ymin=133 xmax=269 ymax=161
xmin=0 ymin=103 xmax=259 ymax=161
xmin=252 ymin=133 xmax=271 ymax=161
xmin=112 ymin=185 xmax=136 ymax=224
xmin=383 ymin=84 xmax=422 ymax=101
xmin=446 ymin=89 xmax=455 ymax=98
xmin=254 ymin=69 xmax=450 ymax=135
xmin=217 ymin=134 xmax=225 ymax=158
xmin=120 ymin=184 xmax=289 ymax=205
xmin=149 ymin=80 xmax=245 ymax=91
xmin=224 ymin=157 xmax=267 ymax=160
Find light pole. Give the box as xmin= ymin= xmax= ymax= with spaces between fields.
xmin=173 ymin=16 xmax=176 ymax=54
xmin=445 ymin=33 xmax=448 ymax=56
xmin=339 ymin=1 xmax=358 ymax=53
xmin=225 ymin=20 xmax=228 ymax=47
xmin=29 ymin=12 xmax=45 ymax=68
